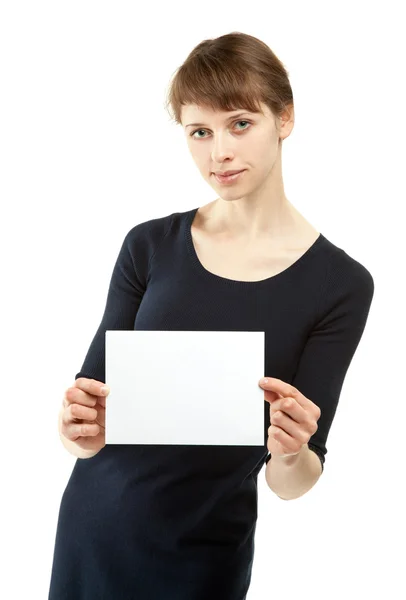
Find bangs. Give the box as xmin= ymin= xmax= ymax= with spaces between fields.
xmin=168 ymin=53 xmax=266 ymax=121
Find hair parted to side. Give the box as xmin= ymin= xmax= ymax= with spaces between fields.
xmin=164 ymin=32 xmax=294 ymax=131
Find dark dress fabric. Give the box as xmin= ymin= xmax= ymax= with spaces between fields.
xmin=48 ymin=206 xmax=374 ymax=599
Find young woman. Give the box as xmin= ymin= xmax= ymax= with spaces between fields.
xmin=48 ymin=31 xmax=374 ymax=600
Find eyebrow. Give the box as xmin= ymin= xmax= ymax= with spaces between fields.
xmin=185 ymin=112 xmax=252 ymax=129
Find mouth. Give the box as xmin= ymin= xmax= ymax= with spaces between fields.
xmin=213 ymin=170 xmax=246 ymax=184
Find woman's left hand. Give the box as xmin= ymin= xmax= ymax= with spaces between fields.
xmin=259 ymin=377 xmax=321 ymax=458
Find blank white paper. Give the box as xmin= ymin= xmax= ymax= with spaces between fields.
xmin=105 ymin=330 xmax=265 ymax=446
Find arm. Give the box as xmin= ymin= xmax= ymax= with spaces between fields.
xmin=265 ymin=443 xmax=323 ymax=500
xmin=264 ymin=257 xmax=374 ymax=496
xmin=59 ymin=227 xmax=148 ymax=458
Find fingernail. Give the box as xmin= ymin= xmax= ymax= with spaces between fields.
xmin=100 ymin=386 xmax=110 ymax=395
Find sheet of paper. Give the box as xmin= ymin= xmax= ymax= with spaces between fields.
xmin=105 ymin=330 xmax=265 ymax=446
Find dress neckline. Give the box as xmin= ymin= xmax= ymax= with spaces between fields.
xmin=184 ymin=206 xmax=326 ymax=287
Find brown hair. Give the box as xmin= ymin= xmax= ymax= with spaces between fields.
xmin=164 ymin=32 xmax=294 ymax=132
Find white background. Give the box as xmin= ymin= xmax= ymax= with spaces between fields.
xmin=1 ymin=1 xmax=405 ymax=598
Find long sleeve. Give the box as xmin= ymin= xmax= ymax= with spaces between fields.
xmin=266 ymin=255 xmax=375 ymax=471
xmin=74 ymin=228 xmax=147 ymax=385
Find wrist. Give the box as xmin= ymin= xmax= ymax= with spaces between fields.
xmin=270 ymin=444 xmax=307 ymax=467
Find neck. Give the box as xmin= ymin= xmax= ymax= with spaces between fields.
xmin=209 ymin=195 xmax=304 ymax=243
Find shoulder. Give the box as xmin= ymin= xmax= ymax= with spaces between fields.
xmin=321 ymin=235 xmax=374 ymax=291
xmin=118 ymin=209 xmax=191 ymax=273
xmin=316 ymin=237 xmax=375 ymax=328
xmin=121 ymin=209 xmax=189 ymax=256
xmin=125 ymin=211 xmax=178 ymax=244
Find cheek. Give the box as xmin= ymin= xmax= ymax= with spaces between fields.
xmin=187 ymin=149 xmax=207 ymax=170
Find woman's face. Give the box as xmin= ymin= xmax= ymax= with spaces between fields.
xmin=181 ymin=101 xmax=294 ymax=197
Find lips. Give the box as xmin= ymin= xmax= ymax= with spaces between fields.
xmin=214 ymin=170 xmax=244 ymax=176
xmin=214 ymin=170 xmax=246 ymax=185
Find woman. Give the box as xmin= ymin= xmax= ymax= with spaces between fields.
xmin=48 ymin=32 xmax=374 ymax=600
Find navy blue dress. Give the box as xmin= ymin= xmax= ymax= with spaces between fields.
xmin=48 ymin=207 xmax=374 ymax=599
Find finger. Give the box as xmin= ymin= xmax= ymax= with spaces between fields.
xmin=259 ymin=377 xmax=307 ymax=407
xmin=74 ymin=378 xmax=110 ymax=401
xmin=64 ymin=388 xmax=96 ymax=408
xmin=269 ymin=397 xmax=308 ymax=424
xmin=66 ymin=399 xmax=106 ymax=428
xmin=62 ymin=421 xmax=101 ymax=441
xmin=269 ymin=424 xmax=302 ymax=454
xmin=65 ymin=381 xmax=106 ymax=408
xmin=66 ymin=403 xmax=98 ymax=423
xmin=96 ymin=395 xmax=107 ymax=409
xmin=271 ymin=411 xmax=309 ymax=444
xmin=263 ymin=388 xmax=283 ymax=403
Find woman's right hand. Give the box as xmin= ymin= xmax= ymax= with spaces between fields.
xmin=61 ymin=378 xmax=110 ymax=456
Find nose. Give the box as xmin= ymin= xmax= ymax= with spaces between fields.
xmin=210 ymin=139 xmax=235 ymax=165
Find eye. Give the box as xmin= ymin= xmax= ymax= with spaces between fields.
xmin=190 ymin=120 xmax=251 ymax=139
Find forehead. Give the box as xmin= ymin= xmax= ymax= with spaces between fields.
xmin=181 ymin=101 xmax=269 ymax=125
